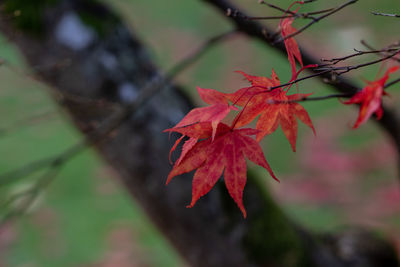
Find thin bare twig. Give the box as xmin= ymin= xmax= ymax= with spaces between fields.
xmin=317 ymin=51 xmax=399 ymax=75
xmin=267 ymin=51 xmax=399 ymax=91
xmin=320 ymin=48 xmax=400 ymax=65
xmin=0 ymin=30 xmax=236 ymax=187
xmin=294 ymin=93 xmax=352 ymax=102
xmin=274 ymin=0 xmax=358 ymax=44
xmin=372 ymin=12 xmax=400 ymax=18
xmin=0 ymin=29 xmax=236 ymax=227
xmin=258 ymin=1 xmax=319 ymax=15
xmin=226 ymin=10 xmax=294 ymax=21
xmin=228 ymin=7 xmax=334 ymax=21
xmin=203 ymin=0 xmax=400 ymax=180
xmin=0 ymin=110 xmax=57 ymax=137
xmin=361 ymin=40 xmax=400 ymax=51
xmin=267 ymin=93 xmax=353 ymax=104
xmin=269 ymin=69 xmax=331 ymax=91
xmin=0 ymin=166 xmax=61 ymax=229
xmin=258 ymin=1 xmax=298 ymax=15
xmin=166 ymin=30 xmax=237 ymax=76
xmin=0 ymin=140 xmax=84 ymax=186
xmin=384 ymin=77 xmax=400 ymax=89
xmin=360 ymin=40 xmax=400 ymax=64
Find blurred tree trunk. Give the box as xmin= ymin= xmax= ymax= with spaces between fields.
xmin=0 ymin=1 xmax=398 ymax=267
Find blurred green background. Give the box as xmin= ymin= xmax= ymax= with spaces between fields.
xmin=1 ymin=0 xmax=400 ymax=266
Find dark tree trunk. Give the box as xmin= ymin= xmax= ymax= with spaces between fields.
xmin=0 ymin=0 xmax=398 ymax=266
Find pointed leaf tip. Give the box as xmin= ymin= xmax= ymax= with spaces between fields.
xmin=241 ymin=209 xmax=247 ymax=218
xmin=344 ymin=67 xmax=399 ymax=128
xmin=165 ymin=125 xmax=278 ymax=217
xmin=168 ymin=135 xmax=185 ymax=164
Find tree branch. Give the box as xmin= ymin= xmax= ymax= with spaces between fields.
xmin=201 ymin=0 xmax=400 ymax=157
xmin=1 ymin=0 xmax=399 ymax=266
xmin=0 ymin=1 xmax=322 ymax=266
xmin=0 ymin=29 xmax=235 ymax=186
xmin=0 ymin=109 xmax=57 ymax=137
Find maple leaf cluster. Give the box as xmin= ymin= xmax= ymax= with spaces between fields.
xmin=164 ymin=1 xmax=399 ymax=218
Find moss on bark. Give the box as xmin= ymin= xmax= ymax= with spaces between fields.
xmin=219 ymin=170 xmax=313 ymax=267
xmin=244 ymin=173 xmax=312 ymax=267
xmin=3 ymin=0 xmax=58 ymax=35
xmin=76 ymin=2 xmax=120 ymax=36
xmin=3 ymin=0 xmax=119 ymax=37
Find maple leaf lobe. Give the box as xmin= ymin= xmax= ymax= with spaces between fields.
xmin=344 ymin=66 xmax=399 ymax=129
xmin=166 ymin=123 xmax=278 ymax=218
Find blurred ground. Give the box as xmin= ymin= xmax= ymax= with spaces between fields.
xmin=0 ymin=0 xmax=400 ymax=266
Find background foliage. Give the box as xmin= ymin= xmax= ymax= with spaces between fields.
xmin=1 ymin=0 xmax=400 ymax=266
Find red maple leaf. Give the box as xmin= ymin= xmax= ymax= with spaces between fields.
xmin=166 ymin=122 xmax=278 ymax=218
xmin=220 ymin=70 xmax=278 ymax=129
xmin=231 ymin=71 xmax=315 ymax=151
xmin=281 ymin=15 xmax=303 ymax=81
xmin=224 ymin=70 xmax=279 ymax=105
xmin=172 ymin=87 xmax=236 ymax=140
xmin=280 ymin=2 xmax=317 ymax=81
xmin=167 ymin=87 xmax=238 ymax=163
xmin=344 ymin=66 xmax=399 ymax=129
